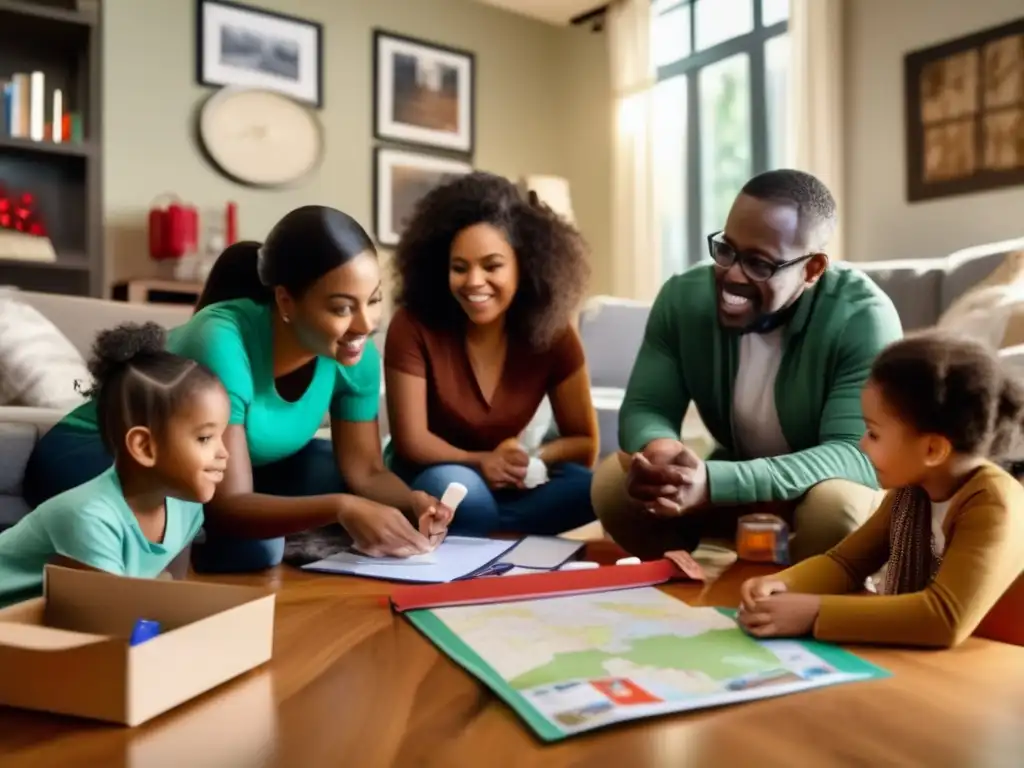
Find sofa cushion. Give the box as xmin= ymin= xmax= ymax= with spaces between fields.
xmin=941 ymin=245 xmax=1018 ymax=313
xmin=0 ymin=497 xmax=29 ymax=529
xmin=0 ymin=295 xmax=90 ymax=409
xmin=7 ymin=288 xmax=191 ymax=357
xmin=578 ymin=297 xmax=651 ymax=389
xmin=0 ymin=421 xmax=37 ymax=497
xmin=939 ymin=251 xmax=1024 ymax=349
xmin=857 ymin=261 xmax=945 ymax=331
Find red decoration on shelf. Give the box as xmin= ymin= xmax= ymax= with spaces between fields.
xmin=0 ymin=186 xmax=48 ymax=237
xmin=226 ymin=201 xmax=237 ymax=246
xmin=148 ymin=194 xmax=198 ymax=260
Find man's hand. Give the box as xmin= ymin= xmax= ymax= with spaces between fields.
xmin=409 ymin=491 xmax=453 ymax=550
xmin=642 ymin=438 xmax=691 ymax=466
xmin=626 ymin=440 xmax=709 ymax=516
xmin=738 ymin=593 xmax=821 ymax=639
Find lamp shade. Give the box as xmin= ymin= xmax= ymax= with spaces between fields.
xmin=519 ymin=175 xmax=575 ymax=224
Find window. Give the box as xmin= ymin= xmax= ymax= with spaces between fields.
xmin=652 ymin=0 xmax=790 ymax=277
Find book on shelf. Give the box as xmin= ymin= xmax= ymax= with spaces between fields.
xmin=0 ymin=71 xmax=82 ymax=144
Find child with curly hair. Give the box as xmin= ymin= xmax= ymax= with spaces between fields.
xmin=385 ymin=172 xmax=598 ymax=535
xmin=0 ymin=323 xmax=230 ymax=607
xmin=738 ymin=331 xmax=1024 ymax=647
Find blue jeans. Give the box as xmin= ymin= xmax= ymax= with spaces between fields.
xmin=23 ymin=423 xmax=344 ymax=573
xmin=407 ymin=463 xmax=595 ymax=536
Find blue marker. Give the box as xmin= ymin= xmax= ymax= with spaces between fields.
xmin=129 ymin=619 xmax=161 ymax=646
xmin=476 ymin=562 xmax=515 ymax=578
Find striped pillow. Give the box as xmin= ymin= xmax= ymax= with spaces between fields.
xmin=0 ymin=295 xmax=90 ymax=410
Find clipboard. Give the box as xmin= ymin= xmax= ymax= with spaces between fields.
xmin=302 ymin=535 xmax=585 ymax=584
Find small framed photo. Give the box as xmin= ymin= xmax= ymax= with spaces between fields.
xmin=196 ymin=0 xmax=323 ymax=108
xmin=374 ymin=147 xmax=473 ymax=247
xmin=373 ymin=30 xmax=475 ymax=155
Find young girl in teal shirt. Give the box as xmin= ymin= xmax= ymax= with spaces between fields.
xmin=0 ymin=323 xmax=230 ymax=607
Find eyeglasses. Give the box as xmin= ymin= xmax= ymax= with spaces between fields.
xmin=706 ymin=231 xmax=813 ymax=282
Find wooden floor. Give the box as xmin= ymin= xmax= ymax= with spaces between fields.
xmin=1 ymin=559 xmax=1023 ymax=767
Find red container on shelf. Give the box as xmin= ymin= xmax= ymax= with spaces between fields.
xmin=149 ymin=195 xmax=198 ymax=260
xmin=226 ymin=201 xmax=237 ymax=246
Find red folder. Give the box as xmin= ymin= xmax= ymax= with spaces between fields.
xmin=390 ymin=558 xmax=697 ymax=613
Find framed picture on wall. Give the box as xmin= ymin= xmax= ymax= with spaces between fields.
xmin=373 ymin=30 xmax=476 ymax=155
xmin=196 ymin=0 xmax=324 ymax=107
xmin=374 ymin=147 xmax=473 ymax=247
xmin=904 ymin=18 xmax=1024 ymax=202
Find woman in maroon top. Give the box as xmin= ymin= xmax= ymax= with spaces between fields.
xmin=385 ymin=172 xmax=599 ymax=535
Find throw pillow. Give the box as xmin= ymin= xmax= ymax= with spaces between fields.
xmin=0 ymin=295 xmax=90 ymax=409
xmin=938 ymin=251 xmax=1024 ymax=349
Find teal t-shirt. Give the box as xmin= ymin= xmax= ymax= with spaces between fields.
xmin=0 ymin=467 xmax=204 ymax=608
xmin=62 ymin=298 xmax=382 ymax=466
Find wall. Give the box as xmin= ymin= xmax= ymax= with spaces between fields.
xmin=843 ymin=0 xmax=1024 ymax=263
xmin=557 ymin=26 xmax=613 ymax=294
xmin=102 ymin=0 xmax=612 ymax=293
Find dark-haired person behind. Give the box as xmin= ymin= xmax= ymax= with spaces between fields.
xmin=593 ymin=170 xmax=904 ymax=562
xmin=385 ymin=172 xmax=599 ymax=535
xmin=0 ymin=323 xmax=229 ymax=607
xmin=23 ymin=206 xmax=453 ymax=573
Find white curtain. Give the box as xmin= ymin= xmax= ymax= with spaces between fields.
xmin=789 ymin=0 xmax=845 ymax=259
xmin=607 ymin=0 xmax=660 ymax=300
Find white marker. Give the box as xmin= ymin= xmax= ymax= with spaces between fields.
xmin=560 ymin=561 xmax=600 ymax=571
xmin=616 ymin=557 xmax=642 ymax=566
xmin=439 ymin=482 xmax=468 ymax=513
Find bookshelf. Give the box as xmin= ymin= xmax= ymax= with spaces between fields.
xmin=0 ymin=0 xmax=102 ymax=297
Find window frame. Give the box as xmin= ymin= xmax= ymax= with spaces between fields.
xmin=654 ymin=0 xmax=789 ymax=270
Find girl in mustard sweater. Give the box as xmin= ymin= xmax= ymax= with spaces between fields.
xmin=739 ymin=331 xmax=1024 ymax=648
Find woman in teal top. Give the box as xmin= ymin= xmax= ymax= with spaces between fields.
xmin=23 ymin=206 xmax=451 ymax=572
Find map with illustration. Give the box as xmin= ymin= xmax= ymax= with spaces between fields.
xmin=411 ymin=587 xmax=887 ymax=741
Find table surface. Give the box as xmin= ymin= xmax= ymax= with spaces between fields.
xmin=2 ymin=560 xmax=1023 ymax=768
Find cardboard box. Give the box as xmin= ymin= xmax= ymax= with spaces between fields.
xmin=0 ymin=565 xmax=275 ymax=726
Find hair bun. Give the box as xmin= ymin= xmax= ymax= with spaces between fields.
xmin=87 ymin=322 xmax=167 ymax=391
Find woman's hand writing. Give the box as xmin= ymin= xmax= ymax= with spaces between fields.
xmin=409 ymin=490 xmax=454 ymax=550
xmin=338 ymin=496 xmax=431 ymax=558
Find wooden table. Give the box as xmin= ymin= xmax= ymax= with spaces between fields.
xmin=2 ymin=561 xmax=1023 ymax=767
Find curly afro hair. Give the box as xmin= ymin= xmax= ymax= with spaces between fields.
xmin=392 ymin=171 xmax=590 ymax=350
xmin=870 ymin=330 xmax=1024 ymax=459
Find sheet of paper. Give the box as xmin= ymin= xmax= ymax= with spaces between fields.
xmin=302 ymin=536 xmax=517 ymax=583
xmin=497 ymin=536 xmax=584 ymax=570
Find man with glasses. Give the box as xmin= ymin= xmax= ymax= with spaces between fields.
xmin=591 ymin=169 xmax=902 ymax=562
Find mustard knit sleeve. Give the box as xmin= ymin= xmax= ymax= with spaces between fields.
xmin=812 ymin=493 xmax=1024 ymax=648
xmin=776 ymin=492 xmax=893 ymax=595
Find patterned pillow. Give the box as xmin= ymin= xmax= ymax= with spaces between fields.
xmin=0 ymin=295 xmax=90 ymax=409
xmin=938 ymin=251 xmax=1024 ymax=349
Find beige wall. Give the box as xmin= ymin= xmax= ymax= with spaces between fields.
xmin=843 ymin=0 xmax=1024 ymax=263
xmin=102 ymin=0 xmax=612 ymax=293
xmin=557 ymin=26 xmax=613 ymax=294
